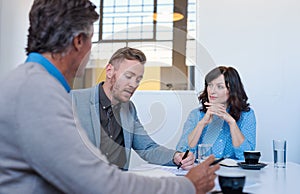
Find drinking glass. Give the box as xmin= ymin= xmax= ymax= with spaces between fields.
xmin=273 ymin=140 xmax=287 ymax=168
xmin=198 ymin=144 xmax=212 ymax=162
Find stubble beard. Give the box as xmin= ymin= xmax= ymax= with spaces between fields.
xmin=109 ymin=74 xmax=120 ymax=104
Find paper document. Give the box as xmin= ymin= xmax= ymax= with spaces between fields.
xmin=130 ymin=164 xmax=188 ymax=177
xmin=157 ymin=165 xmax=188 ymax=176
xmin=128 ymin=168 xmax=175 ymax=177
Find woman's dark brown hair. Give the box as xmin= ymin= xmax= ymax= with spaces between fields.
xmin=198 ymin=66 xmax=250 ymax=121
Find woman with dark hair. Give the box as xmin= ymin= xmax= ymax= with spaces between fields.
xmin=176 ymin=66 xmax=256 ymax=160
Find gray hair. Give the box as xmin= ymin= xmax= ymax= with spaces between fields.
xmin=26 ymin=0 xmax=99 ymax=55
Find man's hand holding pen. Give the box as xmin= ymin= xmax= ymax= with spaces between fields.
xmin=185 ymin=155 xmax=220 ymax=194
xmin=173 ymin=150 xmax=195 ymax=170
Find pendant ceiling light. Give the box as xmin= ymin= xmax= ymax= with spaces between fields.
xmin=153 ymin=12 xmax=184 ymax=22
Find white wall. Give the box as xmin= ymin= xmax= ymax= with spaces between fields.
xmin=130 ymin=91 xmax=199 ymax=169
xmin=196 ymin=0 xmax=300 ymax=163
xmin=0 ymin=0 xmax=32 ymax=78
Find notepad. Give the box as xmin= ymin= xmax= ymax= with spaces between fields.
xmin=158 ymin=165 xmax=188 ymax=176
xmin=130 ymin=164 xmax=188 ymax=176
xmin=128 ymin=168 xmax=176 ymax=177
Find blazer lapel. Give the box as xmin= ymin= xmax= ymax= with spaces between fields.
xmin=120 ymin=104 xmax=134 ymax=160
xmin=89 ymin=85 xmax=101 ymax=148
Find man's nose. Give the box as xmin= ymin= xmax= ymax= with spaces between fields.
xmin=129 ymin=79 xmax=139 ymax=88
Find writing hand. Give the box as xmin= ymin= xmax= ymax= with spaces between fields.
xmin=174 ymin=151 xmax=195 ymax=170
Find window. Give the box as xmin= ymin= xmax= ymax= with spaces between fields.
xmin=74 ymin=0 xmax=196 ymax=90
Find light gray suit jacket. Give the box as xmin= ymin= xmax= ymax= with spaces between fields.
xmin=71 ymin=85 xmax=177 ymax=170
xmin=0 ymin=62 xmax=195 ymax=193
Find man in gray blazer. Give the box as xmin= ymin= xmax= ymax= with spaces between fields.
xmin=72 ymin=47 xmax=196 ymax=170
xmin=0 ymin=0 xmax=219 ymax=193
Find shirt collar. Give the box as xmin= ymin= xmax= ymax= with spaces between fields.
xmin=25 ymin=52 xmax=71 ymax=93
xmin=99 ymin=82 xmax=121 ymax=111
xmin=99 ymin=82 xmax=111 ymax=110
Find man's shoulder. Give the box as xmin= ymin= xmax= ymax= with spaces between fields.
xmin=118 ymin=101 xmax=137 ymax=118
xmin=71 ymin=86 xmax=94 ymax=95
xmin=71 ymin=85 xmax=98 ymax=100
xmin=122 ymin=100 xmax=136 ymax=110
xmin=4 ymin=63 xmax=66 ymax=96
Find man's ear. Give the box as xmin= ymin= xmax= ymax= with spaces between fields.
xmin=105 ymin=63 xmax=114 ymax=79
xmin=73 ymin=34 xmax=84 ymax=51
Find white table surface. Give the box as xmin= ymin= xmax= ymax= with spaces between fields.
xmin=215 ymin=162 xmax=300 ymax=194
xmin=129 ymin=162 xmax=300 ymax=194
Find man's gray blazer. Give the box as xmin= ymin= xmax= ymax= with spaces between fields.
xmin=71 ymin=85 xmax=177 ymax=170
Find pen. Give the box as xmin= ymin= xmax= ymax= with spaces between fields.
xmin=177 ymin=150 xmax=189 ymax=169
xmin=210 ymin=157 xmax=225 ymax=166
